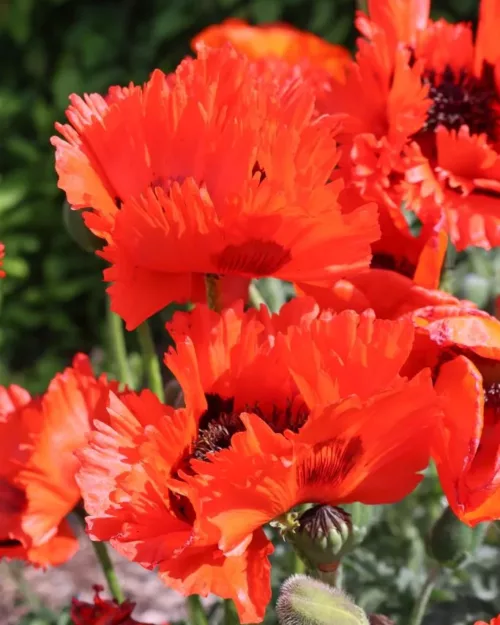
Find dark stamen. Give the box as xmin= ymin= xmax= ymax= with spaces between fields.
xmin=191 ymin=394 xmax=309 ymax=462
xmin=198 ymin=394 xmax=235 ymax=431
xmin=422 ymin=62 xmax=499 ymax=141
xmin=370 ymin=253 xmax=415 ymax=279
xmin=192 ymin=412 xmax=245 ymax=460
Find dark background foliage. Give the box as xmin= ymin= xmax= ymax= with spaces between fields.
xmin=0 ymin=0 xmax=481 ymax=392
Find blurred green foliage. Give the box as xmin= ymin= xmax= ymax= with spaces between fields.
xmin=0 ymin=0 xmax=483 ymax=392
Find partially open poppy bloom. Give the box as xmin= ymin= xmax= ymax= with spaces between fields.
xmin=0 ymin=355 xmax=119 ymax=566
xmin=71 ymin=585 xmax=160 ymax=625
xmin=52 ymin=45 xmax=379 ymax=330
xmin=434 ymin=354 xmax=500 ymax=525
xmin=398 ymin=303 xmax=500 ymax=524
xmin=331 ymin=0 xmax=500 ymax=250
xmin=77 ymin=301 xmax=439 ymax=622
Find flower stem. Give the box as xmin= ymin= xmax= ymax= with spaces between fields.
xmin=187 ymin=595 xmax=209 ymax=625
xmin=334 ymin=563 xmax=343 ymax=589
xmin=223 ymin=598 xmax=239 ymax=625
xmin=408 ymin=567 xmax=440 ymax=625
xmin=75 ymin=509 xmax=125 ymax=604
xmin=248 ymin=281 xmax=268 ymax=310
xmin=204 ymin=274 xmax=222 ymax=313
xmin=90 ymin=540 xmax=125 ymax=604
xmin=137 ymin=322 xmax=165 ymax=402
xmin=106 ymin=300 xmax=133 ymax=388
xmin=293 ymin=550 xmax=306 ymax=574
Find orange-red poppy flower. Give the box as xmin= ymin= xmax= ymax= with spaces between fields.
xmin=331 ymin=0 xmax=500 ymax=250
xmin=193 ymin=19 xmax=350 ymax=80
xmin=192 ymin=19 xmax=350 ymax=105
xmin=71 ymin=585 xmax=161 ymax=625
xmin=77 ymin=301 xmax=439 ymax=622
xmin=0 ymin=354 xmax=120 ymax=566
xmin=399 ymin=303 xmax=500 ymax=377
xmin=52 ymin=44 xmax=379 ymax=330
xmin=396 ymin=302 xmax=500 ymax=523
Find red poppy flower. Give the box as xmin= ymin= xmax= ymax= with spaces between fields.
xmin=77 ymin=301 xmax=439 ymax=622
xmin=0 ymin=355 xmax=120 ymax=566
xmin=332 ymin=0 xmax=500 ymax=250
xmin=52 ymin=44 xmax=379 ymax=330
xmin=71 ymin=585 xmax=161 ymax=625
xmin=396 ymin=302 xmax=500 ymax=522
xmin=192 ymin=19 xmax=350 ymax=108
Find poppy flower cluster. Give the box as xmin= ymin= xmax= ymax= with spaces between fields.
xmin=3 ymin=1 xmax=500 ymax=624
xmin=328 ymin=0 xmax=500 ymax=251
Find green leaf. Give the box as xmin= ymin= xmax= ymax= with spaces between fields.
xmin=0 ymin=176 xmax=28 ymax=213
xmin=6 ymin=0 xmax=35 ymax=44
xmin=52 ymin=55 xmax=83 ymax=110
xmin=251 ymin=0 xmax=282 ymax=23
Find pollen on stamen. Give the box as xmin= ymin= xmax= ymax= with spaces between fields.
xmin=422 ymin=63 xmax=500 ymax=141
xmin=191 ymin=394 xmax=309 ymax=462
xmin=192 ymin=413 xmax=245 ymax=460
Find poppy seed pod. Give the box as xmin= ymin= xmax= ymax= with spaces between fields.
xmin=287 ymin=505 xmax=355 ymax=572
xmin=428 ymin=506 xmax=487 ymax=567
xmin=276 ymin=574 xmax=369 ymax=625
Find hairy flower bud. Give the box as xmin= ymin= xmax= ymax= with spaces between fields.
xmin=428 ymin=506 xmax=487 ymax=567
xmin=63 ymin=202 xmax=102 ymax=253
xmin=287 ymin=505 xmax=355 ymax=573
xmin=277 ymin=574 xmax=369 ymax=625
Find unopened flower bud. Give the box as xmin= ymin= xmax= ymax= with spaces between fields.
xmin=63 ymin=202 xmax=102 ymax=253
xmin=277 ymin=575 xmax=369 ymax=625
xmin=288 ymin=505 xmax=355 ymax=572
xmin=428 ymin=506 xmax=487 ymax=567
